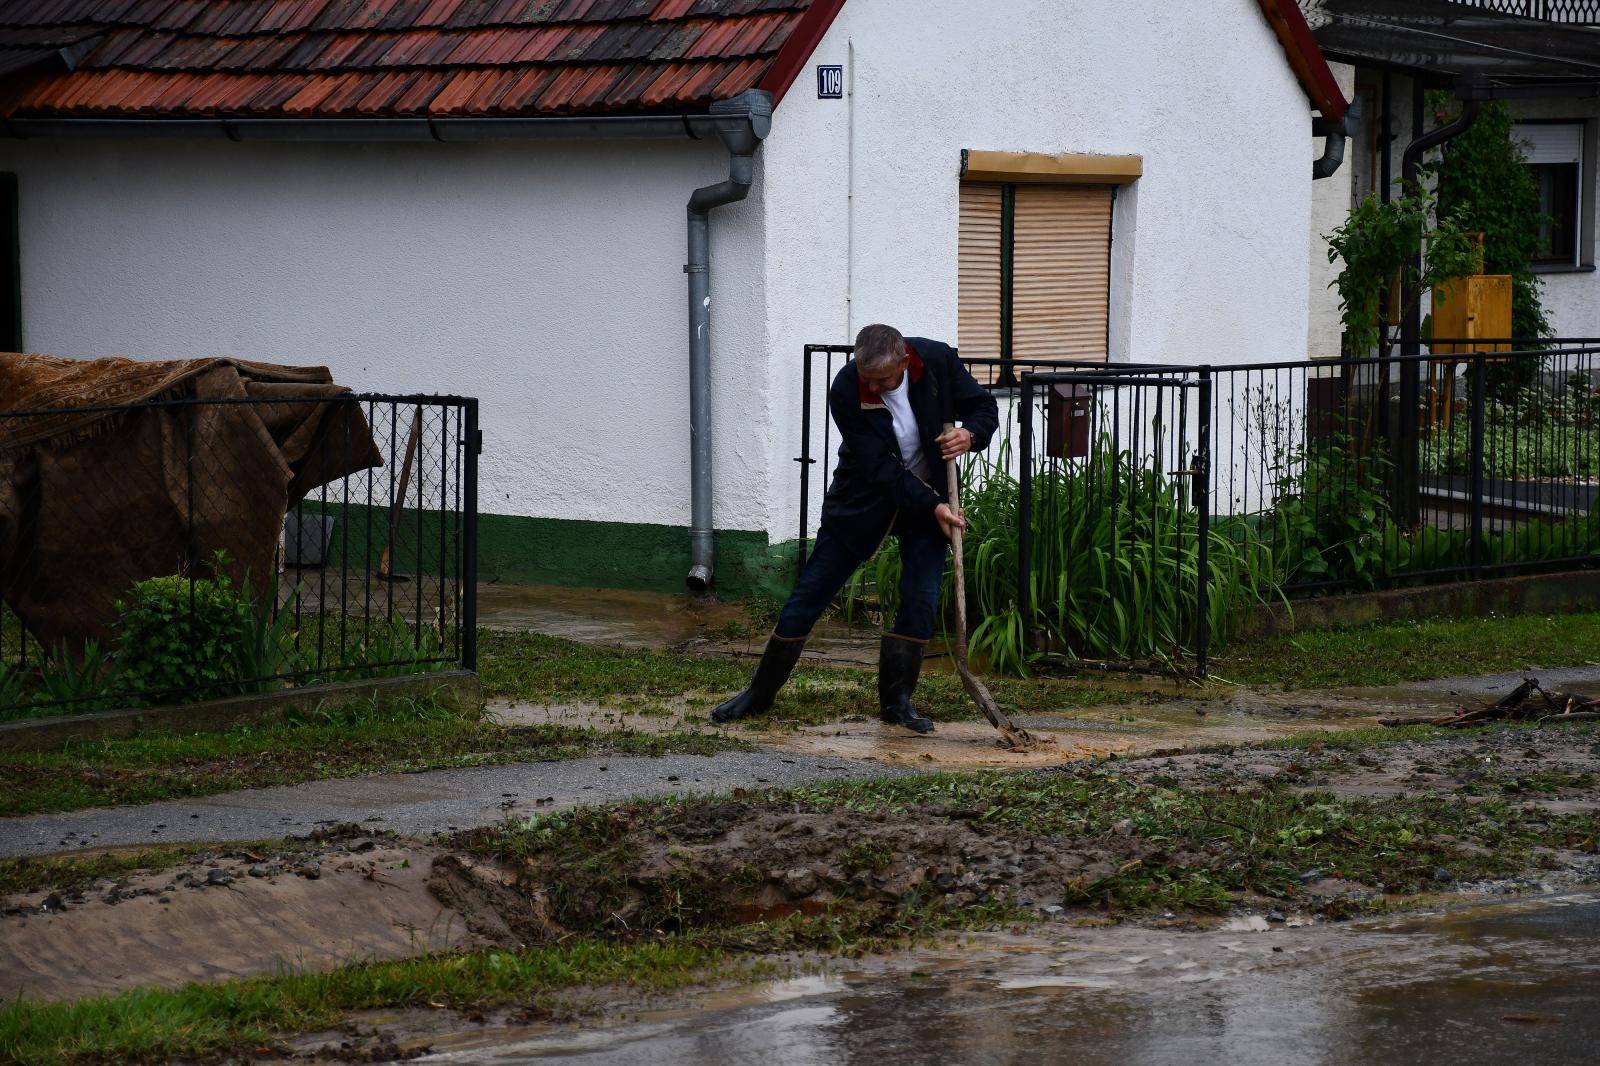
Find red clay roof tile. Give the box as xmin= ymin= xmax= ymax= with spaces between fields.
xmin=0 ymin=0 xmax=823 ymax=118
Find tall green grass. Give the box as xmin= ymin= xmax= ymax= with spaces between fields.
xmin=844 ymin=434 xmax=1277 ymax=674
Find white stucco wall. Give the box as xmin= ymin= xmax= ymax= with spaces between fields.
xmin=8 ymin=137 xmax=770 ymax=535
xmin=1505 ymin=97 xmax=1600 ymax=340
xmin=757 ymin=0 xmax=1320 ymax=541
xmin=1308 ymin=62 xmax=1357 ymax=360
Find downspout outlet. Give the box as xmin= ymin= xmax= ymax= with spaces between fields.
xmin=1313 ymin=97 xmax=1358 ymax=180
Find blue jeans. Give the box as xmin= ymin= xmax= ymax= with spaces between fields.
xmin=774 ymin=517 xmax=948 ymax=641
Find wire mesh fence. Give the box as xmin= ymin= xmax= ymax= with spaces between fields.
xmin=0 ymin=392 xmax=478 ymax=719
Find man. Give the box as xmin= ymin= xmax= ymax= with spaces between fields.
xmin=712 ymin=323 xmax=999 ymax=734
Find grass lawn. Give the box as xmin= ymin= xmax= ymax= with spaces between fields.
xmin=0 ymin=695 xmax=746 ymax=818
xmin=1212 ymin=611 xmax=1600 ymax=689
xmin=9 ymin=610 xmax=1600 ymax=818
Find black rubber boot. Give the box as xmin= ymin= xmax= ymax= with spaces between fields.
xmin=711 ymin=634 xmax=806 ymax=723
xmin=878 ymin=635 xmax=936 ymax=734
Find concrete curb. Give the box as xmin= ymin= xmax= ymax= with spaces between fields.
xmin=0 ymin=671 xmax=483 ymax=754
xmin=1247 ymin=569 xmax=1600 ymax=637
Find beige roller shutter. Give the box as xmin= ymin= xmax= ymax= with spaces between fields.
xmin=957 ymin=182 xmax=1003 ymax=362
xmin=1012 ymin=184 xmax=1112 ymax=362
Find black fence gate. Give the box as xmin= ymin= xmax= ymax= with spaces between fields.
xmin=795 ymin=343 xmax=1212 ymax=675
xmin=1018 ymin=367 xmax=1214 ymax=675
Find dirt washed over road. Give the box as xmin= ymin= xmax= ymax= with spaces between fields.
xmin=7 ymin=727 xmax=1597 ymax=1008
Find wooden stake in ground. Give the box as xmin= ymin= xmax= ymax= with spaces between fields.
xmin=944 ymin=423 xmax=1043 ymax=752
xmin=377 ymin=408 xmax=422 ymax=582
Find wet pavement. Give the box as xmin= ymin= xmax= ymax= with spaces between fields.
xmin=413 ymin=893 xmax=1600 ymax=1065
xmin=0 ymin=752 xmax=902 ymax=860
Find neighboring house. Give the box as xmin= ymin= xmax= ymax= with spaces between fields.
xmin=0 ymin=0 xmax=1346 ymax=596
xmin=1303 ymin=0 xmax=1600 ymax=343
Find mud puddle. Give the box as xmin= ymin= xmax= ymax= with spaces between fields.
xmin=411 ymin=893 xmax=1600 ymax=1065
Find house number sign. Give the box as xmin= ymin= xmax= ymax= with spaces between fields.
xmin=817 ymin=65 xmax=843 ymax=98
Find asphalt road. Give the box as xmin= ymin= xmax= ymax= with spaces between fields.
xmin=0 ymin=751 xmax=903 ymax=859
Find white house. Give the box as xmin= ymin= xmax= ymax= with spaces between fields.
xmin=1305 ymin=1 xmax=1600 ymax=344
xmin=0 ymin=0 xmax=1348 ymax=596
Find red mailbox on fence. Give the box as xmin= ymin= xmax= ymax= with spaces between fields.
xmin=1305 ymin=374 xmax=1347 ymax=442
xmin=1046 ymin=383 xmax=1092 ymax=459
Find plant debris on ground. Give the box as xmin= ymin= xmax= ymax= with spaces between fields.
xmin=450 ymin=724 xmax=1600 ymax=943
xmin=1381 ymin=677 xmax=1600 ymax=729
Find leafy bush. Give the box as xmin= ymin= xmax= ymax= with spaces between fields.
xmin=1325 ymin=188 xmax=1480 ymax=355
xmin=1429 ymin=96 xmax=1550 ymax=363
xmin=1267 ymin=435 xmax=1392 ymax=590
xmin=1424 ymin=385 xmax=1600 ymax=480
xmin=112 ymin=572 xmax=255 ymax=703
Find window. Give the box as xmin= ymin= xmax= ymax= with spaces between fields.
xmin=1 ymin=173 xmax=17 ymax=351
xmin=957 ymin=180 xmax=1114 ymax=380
xmin=1515 ymin=122 xmax=1586 ymax=268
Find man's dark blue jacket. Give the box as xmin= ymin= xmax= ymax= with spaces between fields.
xmin=820 ymin=337 xmax=1000 ymax=555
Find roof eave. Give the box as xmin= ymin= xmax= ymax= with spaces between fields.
xmin=1258 ymin=0 xmax=1352 ymax=119
xmin=0 ymin=108 xmax=767 ymax=142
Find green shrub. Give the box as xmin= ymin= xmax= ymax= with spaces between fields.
xmin=112 ymin=573 xmax=254 ymax=703
xmin=1268 ymin=435 xmax=1391 ymax=589
xmin=36 ymin=639 xmax=124 ymax=712
xmin=343 ymin=614 xmax=447 ymax=680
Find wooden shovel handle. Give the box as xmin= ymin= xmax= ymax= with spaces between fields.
xmin=944 ymin=422 xmax=969 ymax=666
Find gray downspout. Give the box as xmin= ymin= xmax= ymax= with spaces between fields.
xmin=1312 ymin=115 xmax=1347 ymax=180
xmin=1313 ymin=97 xmax=1359 ymax=180
xmin=685 ymin=89 xmax=772 ymax=592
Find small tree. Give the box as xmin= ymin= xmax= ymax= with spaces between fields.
xmin=1325 ymin=187 xmax=1480 ymax=356
xmin=1427 ymin=95 xmax=1550 ymax=346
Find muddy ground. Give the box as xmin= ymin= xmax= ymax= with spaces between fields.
xmin=0 ymin=828 xmax=489 ymax=1002
xmin=1092 ymin=723 xmax=1600 ymax=813
xmin=5 ymin=725 xmax=1597 ymax=1041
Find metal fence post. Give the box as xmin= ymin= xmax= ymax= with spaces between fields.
xmin=1469 ymin=353 xmax=1486 ymax=580
xmin=462 ymin=398 xmax=480 ymax=673
xmin=796 ymin=345 xmax=815 ymax=577
xmin=1195 ymin=368 xmax=1213 ymax=678
xmin=1018 ymin=375 xmax=1034 ymax=657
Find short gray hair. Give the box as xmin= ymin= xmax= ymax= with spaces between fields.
xmin=854 ymin=324 xmax=905 ymax=372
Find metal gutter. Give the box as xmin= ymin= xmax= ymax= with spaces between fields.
xmin=2 ymin=113 xmax=753 ymax=142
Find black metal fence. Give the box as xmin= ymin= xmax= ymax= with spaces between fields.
xmin=0 ymin=392 xmax=479 ymax=719
xmin=1445 ymin=0 xmax=1600 ymax=21
xmin=797 ymin=340 xmax=1600 ymax=676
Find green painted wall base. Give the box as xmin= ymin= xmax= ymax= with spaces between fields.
xmin=479 ymin=514 xmax=797 ymax=599
xmin=303 ymin=502 xmax=797 ymax=599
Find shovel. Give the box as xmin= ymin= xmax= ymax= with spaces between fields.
xmin=944 ymin=423 xmax=1040 ymax=751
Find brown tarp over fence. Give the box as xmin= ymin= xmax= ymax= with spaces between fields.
xmin=0 ymin=354 xmax=382 ymax=653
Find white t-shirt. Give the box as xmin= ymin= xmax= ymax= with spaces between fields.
xmin=882 ymin=376 xmax=930 ymax=482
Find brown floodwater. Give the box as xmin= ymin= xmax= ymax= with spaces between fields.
xmin=412 ymin=893 xmax=1600 ymax=1065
